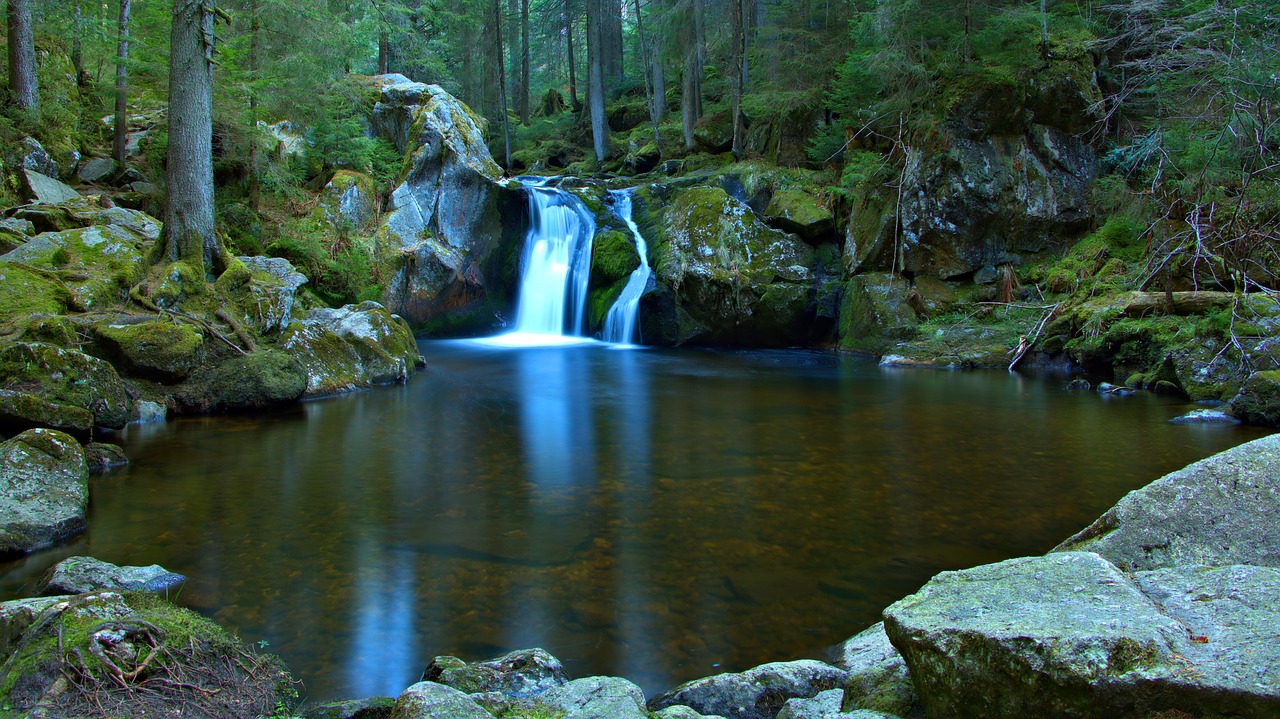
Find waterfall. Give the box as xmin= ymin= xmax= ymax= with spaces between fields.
xmin=495 ymin=178 xmax=595 ymax=345
xmin=602 ymin=190 xmax=652 ymax=345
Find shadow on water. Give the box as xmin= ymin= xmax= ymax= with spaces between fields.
xmin=1 ymin=342 xmax=1270 ymax=700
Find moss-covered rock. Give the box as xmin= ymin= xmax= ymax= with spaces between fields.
xmin=762 ymin=189 xmax=835 ymax=241
xmin=281 ymin=302 xmax=423 ymax=397
xmin=838 ymin=273 xmax=920 ymax=352
xmin=590 ymin=229 xmax=641 ymax=287
xmin=176 ymin=350 xmax=307 ymax=413
xmin=1230 ymin=371 xmax=1280 ymax=427
xmin=92 ymin=320 xmax=205 ymax=382
xmin=0 ymin=223 xmax=148 ymax=310
xmin=0 ymin=389 xmax=94 ymax=440
xmin=0 ymin=342 xmax=131 ymax=429
xmin=0 ymin=263 xmax=76 ymax=317
xmin=0 ymin=591 xmax=295 ymax=718
xmin=320 ymin=170 xmax=378 ymax=230
xmin=0 ymin=429 xmax=88 ymax=555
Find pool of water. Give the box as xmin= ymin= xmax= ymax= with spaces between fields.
xmin=0 ymin=341 xmax=1269 ymax=701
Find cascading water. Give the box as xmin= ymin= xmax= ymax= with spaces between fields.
xmin=602 ymin=189 xmax=652 ymax=345
xmin=492 ymin=177 xmax=596 ymax=346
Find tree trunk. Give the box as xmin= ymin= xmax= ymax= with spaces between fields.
xmin=604 ymin=0 xmax=623 ymax=83
xmin=6 ymin=0 xmax=38 ymax=113
xmin=162 ymin=0 xmax=220 ymax=274
xmin=1040 ymin=0 xmax=1049 ymax=58
xmin=633 ymin=0 xmax=661 ymax=157
xmin=379 ymin=28 xmax=389 ymax=74
xmin=586 ymin=0 xmax=608 ymax=162
xmin=730 ymin=0 xmax=745 ymax=158
xmin=72 ymin=0 xmax=85 ymax=88
xmin=566 ymin=0 xmax=580 ymax=111
xmin=112 ymin=0 xmax=131 ymax=170
xmin=680 ymin=0 xmax=703 ymax=150
xmin=519 ymin=0 xmax=530 ymax=124
xmin=247 ymin=0 xmax=260 ymax=211
xmin=493 ymin=0 xmax=512 ymax=168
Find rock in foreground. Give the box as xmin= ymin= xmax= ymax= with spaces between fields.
xmin=421 ymin=647 xmax=567 ymax=699
xmin=647 ymin=660 xmax=848 ymax=719
xmin=36 ymin=555 xmax=186 ymax=596
xmin=0 ymin=429 xmax=89 ymax=555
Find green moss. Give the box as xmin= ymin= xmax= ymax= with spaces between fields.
xmin=0 ymin=342 xmax=130 ymax=428
xmin=0 ymin=264 xmax=73 ymax=317
xmin=177 ymin=350 xmax=307 ymax=412
xmin=590 ymin=230 xmax=640 ymax=287
xmin=1106 ymin=637 xmax=1160 ymax=676
xmin=94 ymin=321 xmax=205 ymax=382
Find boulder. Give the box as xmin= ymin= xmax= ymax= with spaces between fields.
xmin=640 ymin=185 xmax=820 ymax=346
xmin=19 ymin=169 xmax=79 ymax=204
xmin=1169 ymin=408 xmax=1240 ymax=425
xmin=84 ymin=442 xmax=129 ymax=474
xmin=762 ymin=190 xmax=835 ymax=241
xmin=647 ymin=660 xmax=849 ymax=719
xmin=0 ymin=263 xmax=76 ymax=316
xmin=175 ymin=350 xmax=307 ymax=413
xmin=1054 ymin=434 xmax=1280 ymax=570
xmin=77 ymin=156 xmax=117 ymax=184
xmin=389 ymin=682 xmax=494 ymax=719
xmin=777 ymin=690 xmax=901 ymax=719
xmin=129 ymin=400 xmax=167 ymax=424
xmin=10 ymin=137 xmax=59 ymax=179
xmin=0 ymin=591 xmax=294 ymax=718
xmin=369 ymin=75 xmax=522 ymax=332
xmin=1229 ymin=370 xmax=1280 ymax=427
xmin=93 ymin=320 xmax=205 ymax=382
xmin=322 ymin=170 xmax=378 ymax=230
xmin=0 ymin=222 xmax=149 ymax=309
xmin=0 ymin=389 xmax=94 ymax=440
xmin=537 ymin=676 xmax=649 ymax=719
xmin=883 ymin=552 xmax=1280 ymax=719
xmin=830 ymin=623 xmax=920 ymax=717
xmin=215 ymin=256 xmax=309 ymax=334
xmin=11 ymin=196 xmax=160 ymax=239
xmin=0 ymin=429 xmax=88 ymax=554
xmin=0 ymin=595 xmax=67 ymax=656
xmin=0 ymin=343 xmax=131 ymax=429
xmin=282 ymin=302 xmax=423 ymax=397
xmin=36 ymin=556 xmax=185 ymax=595
xmin=421 ymin=648 xmax=568 ymax=699
xmin=652 ymin=706 xmax=730 ymax=719
xmin=837 ymin=274 xmax=919 ymax=351
xmin=301 ymin=697 xmax=395 ymax=719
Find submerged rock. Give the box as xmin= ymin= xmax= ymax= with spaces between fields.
xmin=647 ymin=660 xmax=848 ymax=719
xmin=884 ymin=552 xmax=1280 ymax=718
xmin=36 ymin=555 xmax=185 ymax=595
xmin=421 ymin=647 xmax=568 ymax=699
xmin=1054 ymin=434 xmax=1280 ymax=570
xmin=0 ymin=429 xmax=88 ymax=555
xmin=1169 ymin=408 xmax=1240 ymax=425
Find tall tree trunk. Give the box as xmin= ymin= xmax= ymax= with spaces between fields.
xmin=378 ymin=29 xmax=389 ymax=74
xmin=565 ymin=0 xmax=580 ymax=111
xmin=730 ymin=0 xmax=745 ymax=158
xmin=519 ymin=0 xmax=530 ymax=124
xmin=604 ymin=0 xmax=623 ymax=83
xmin=72 ymin=0 xmax=85 ymax=88
xmin=112 ymin=0 xmax=131 ymax=170
xmin=6 ymin=0 xmax=38 ymax=113
xmin=680 ymin=0 xmax=703 ymax=150
xmin=652 ymin=59 xmax=666 ymax=120
xmin=586 ymin=0 xmax=608 ymax=162
xmin=247 ymin=0 xmax=260 ymax=211
xmin=162 ymin=0 xmax=220 ymax=274
xmin=1040 ymin=0 xmax=1049 ymax=58
xmin=493 ymin=0 xmax=512 ymax=168
xmin=633 ymin=0 xmax=661 ymax=157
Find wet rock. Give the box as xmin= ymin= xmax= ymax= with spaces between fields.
xmin=838 ymin=274 xmax=919 ymax=351
xmin=1054 ymin=434 xmax=1280 ymax=570
xmin=175 ymin=350 xmax=307 ymax=413
xmin=1229 ymin=370 xmax=1280 ymax=427
xmin=301 ymin=697 xmax=395 ymax=719
xmin=1065 ymin=378 xmax=1091 ymax=391
xmin=36 ymin=555 xmax=185 ymax=595
xmin=421 ymin=647 xmax=568 ymax=699
xmin=1169 ymin=408 xmax=1240 ymax=425
xmin=217 ymin=256 xmax=309 ymax=334
xmin=885 ymin=552 xmax=1280 ymax=718
xmin=93 ymin=320 xmax=204 ymax=382
xmin=0 ymin=389 xmax=94 ymax=440
xmin=777 ymin=690 xmax=900 ymax=719
xmin=129 ymin=399 xmax=167 ymax=425
xmin=762 ymin=189 xmax=834 ymax=241
xmin=0 ymin=429 xmax=88 ymax=555
xmin=20 ymin=169 xmax=79 ymax=204
xmin=77 ymin=157 xmax=116 ymax=184
xmin=0 ymin=343 xmax=131 ymax=429
xmin=648 ymin=660 xmax=848 ymax=719
xmin=830 ymin=623 xmax=920 ymax=717
xmin=84 ymin=442 xmax=129 ymax=475
xmin=282 ymin=302 xmax=423 ymax=397
xmin=537 ymin=676 xmax=649 ymax=719
xmin=389 ymin=682 xmax=494 ymax=719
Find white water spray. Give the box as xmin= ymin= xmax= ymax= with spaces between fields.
xmin=602 ymin=190 xmax=652 ymax=345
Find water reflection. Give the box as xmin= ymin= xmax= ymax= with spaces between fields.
xmin=0 ymin=344 xmax=1270 ymax=700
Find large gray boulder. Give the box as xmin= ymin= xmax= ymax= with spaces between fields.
xmin=830 ymin=623 xmax=920 ymax=718
xmin=1054 ymin=433 xmax=1280 ymax=570
xmin=535 ymin=676 xmax=649 ymax=719
xmin=36 ymin=556 xmax=186 ymax=596
xmin=647 ymin=660 xmax=849 ymax=719
xmin=227 ymin=255 xmax=309 ymax=334
xmin=421 ymin=648 xmax=567 ymax=699
xmin=0 ymin=429 xmax=89 ymax=554
xmin=389 ymin=682 xmax=494 ymax=719
xmin=282 ymin=302 xmax=424 ymax=397
xmin=883 ymin=551 xmax=1280 ymax=719
xmin=367 ymin=75 xmax=521 ymax=332
xmin=20 ymin=169 xmax=79 ymax=204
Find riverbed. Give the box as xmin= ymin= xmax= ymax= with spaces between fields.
xmin=0 ymin=341 xmax=1267 ymax=700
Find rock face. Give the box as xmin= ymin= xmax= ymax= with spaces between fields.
xmin=36 ymin=556 xmax=186 ymax=595
xmin=322 ymin=170 xmax=378 ymax=230
xmin=0 ymin=429 xmax=89 ymax=554
xmin=0 ymin=342 xmax=131 ymax=429
xmin=639 ymin=185 xmax=824 ymax=346
xmin=421 ymin=648 xmax=568 ymax=699
xmin=883 ymin=551 xmax=1280 ymax=719
xmin=282 ymin=302 xmax=423 ymax=397
xmin=1054 ymin=434 xmax=1280 ymax=570
xmin=367 ymin=75 xmax=522 ymax=333
xmin=647 ymin=660 xmax=849 ymax=719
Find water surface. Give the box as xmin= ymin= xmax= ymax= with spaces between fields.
xmin=0 ymin=342 xmax=1268 ymax=701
